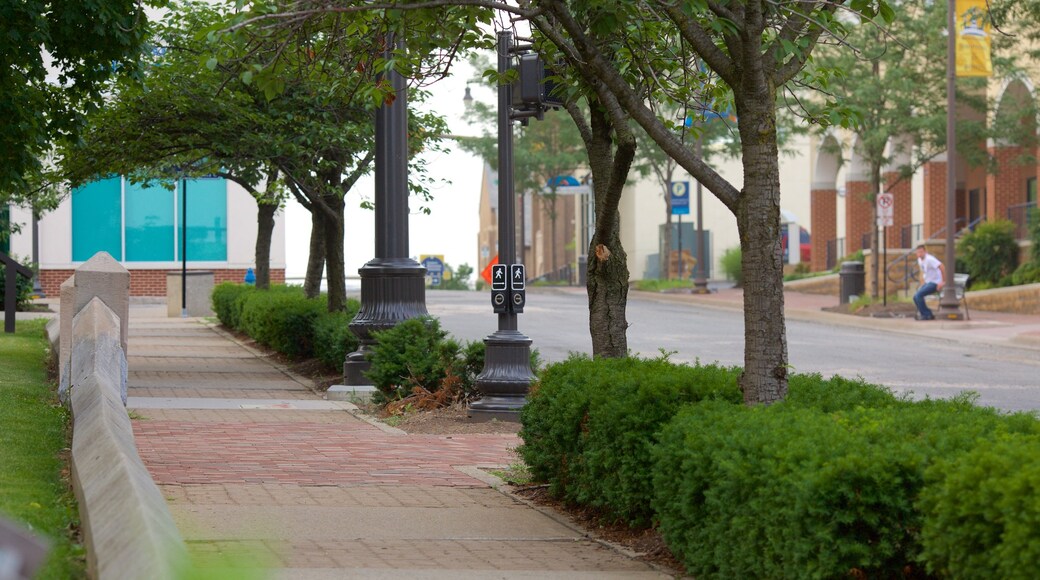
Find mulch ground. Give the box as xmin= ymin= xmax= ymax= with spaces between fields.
xmin=387 ymin=403 xmax=522 ymax=435
xmin=823 ymin=301 xmax=918 ymax=318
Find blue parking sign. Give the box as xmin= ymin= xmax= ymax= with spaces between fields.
xmin=670 ymin=181 xmax=690 ymax=215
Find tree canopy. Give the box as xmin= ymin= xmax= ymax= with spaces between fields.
xmin=1 ymin=0 xmax=151 ymax=192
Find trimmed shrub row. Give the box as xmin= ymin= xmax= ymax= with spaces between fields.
xmin=519 ymin=355 xmax=743 ymax=526
xmin=211 ymin=282 xmax=359 ymax=371
xmin=520 ymin=356 xmax=1040 ymax=577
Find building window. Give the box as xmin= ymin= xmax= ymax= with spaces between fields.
xmin=0 ymin=204 xmax=10 ymax=254
xmin=180 ymin=178 xmax=227 ymax=261
xmin=72 ymin=177 xmax=122 ymax=261
xmin=126 ymin=181 xmax=174 ymax=261
xmin=1029 ymin=177 xmax=1037 ymax=205
xmin=72 ymin=176 xmax=227 ymax=263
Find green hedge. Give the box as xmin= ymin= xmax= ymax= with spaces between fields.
xmin=519 ymin=356 xmax=1040 ymax=577
xmin=651 ymin=396 xmax=1040 ymax=578
xmin=211 ymin=282 xmax=256 ymax=329
xmin=312 ymin=305 xmax=361 ymax=373
xmin=212 ymin=283 xmax=360 ymax=370
xmin=365 ymin=317 xmax=461 ymax=399
xmin=519 ymin=355 xmax=743 ymax=526
xmin=956 ymin=220 xmax=1019 ymax=286
xmin=920 ymin=433 xmax=1040 ymax=579
xmin=239 ymin=286 xmax=327 ymax=359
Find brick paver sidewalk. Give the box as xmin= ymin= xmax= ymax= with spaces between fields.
xmin=127 ymin=305 xmax=666 ymax=579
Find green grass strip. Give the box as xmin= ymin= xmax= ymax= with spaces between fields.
xmin=0 ymin=318 xmax=85 ymax=579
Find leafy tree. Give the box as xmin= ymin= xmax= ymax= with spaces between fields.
xmin=808 ymin=0 xmax=1005 ymax=297
xmin=61 ymin=1 xmax=448 ymax=309
xmin=224 ymin=0 xmax=901 ymax=403
xmin=521 ymin=0 xmax=901 ymax=403
xmin=459 ymin=95 xmax=585 ymax=276
xmin=0 ymin=0 xmax=150 ymax=192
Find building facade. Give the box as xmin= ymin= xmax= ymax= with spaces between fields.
xmin=4 ymin=176 xmax=286 ymax=296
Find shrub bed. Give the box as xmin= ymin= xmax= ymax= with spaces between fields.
xmin=519 ymin=356 xmax=1040 ymax=577
xmin=919 ymin=433 xmax=1040 ymax=578
xmin=519 ymin=355 xmax=743 ymax=526
xmin=211 ymin=282 xmax=256 ymax=329
xmin=312 ymin=307 xmax=361 ymax=372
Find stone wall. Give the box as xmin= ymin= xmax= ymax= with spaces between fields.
xmin=966 ymin=283 xmax=1040 ymax=315
xmin=41 ymin=267 xmax=285 ymax=298
xmin=784 ymin=273 xmax=840 ymax=295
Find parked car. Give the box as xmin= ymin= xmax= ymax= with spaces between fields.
xmin=781 ymin=226 xmax=811 ymax=263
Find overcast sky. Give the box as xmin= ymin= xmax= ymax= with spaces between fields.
xmin=284 ymin=59 xmax=496 ymax=280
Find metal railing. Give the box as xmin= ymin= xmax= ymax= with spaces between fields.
xmin=1007 ymin=202 xmax=1039 ymax=240
xmin=531 ymin=263 xmax=576 ymax=286
xmin=885 ymin=216 xmax=982 ymax=296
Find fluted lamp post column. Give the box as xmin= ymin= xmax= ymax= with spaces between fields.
xmin=343 ymin=35 xmax=428 ymax=385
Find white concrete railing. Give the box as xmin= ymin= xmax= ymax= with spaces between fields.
xmin=54 ymin=252 xmax=186 ymax=580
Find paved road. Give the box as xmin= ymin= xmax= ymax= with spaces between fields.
xmin=426 ymin=290 xmax=1040 ymax=412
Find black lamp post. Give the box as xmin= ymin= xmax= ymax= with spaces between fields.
xmin=938 ymin=0 xmax=964 ymax=319
xmin=343 ymin=35 xmax=428 ymax=384
xmin=469 ymin=31 xmax=538 ymax=421
xmin=30 ymin=202 xmax=45 ymax=298
xmin=692 ymin=135 xmax=710 ymax=293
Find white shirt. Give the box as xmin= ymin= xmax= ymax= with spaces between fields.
xmin=918 ymin=253 xmax=943 ymax=285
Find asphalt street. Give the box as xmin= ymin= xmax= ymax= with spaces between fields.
xmin=425 ymin=289 xmax=1040 ymax=412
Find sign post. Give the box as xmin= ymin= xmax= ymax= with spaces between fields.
xmin=877 ymin=193 xmax=894 ymax=306
xmin=670 ymin=181 xmax=690 ymax=279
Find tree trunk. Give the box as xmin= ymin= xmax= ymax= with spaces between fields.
xmin=736 ymin=103 xmax=789 ymax=405
xmin=321 ymin=195 xmax=347 ymax=312
xmin=870 ymin=161 xmax=882 ymax=299
xmin=304 ymin=208 xmax=326 ymax=298
xmin=255 ymin=202 xmax=277 ymax=290
xmin=584 ymin=106 xmax=634 ymax=358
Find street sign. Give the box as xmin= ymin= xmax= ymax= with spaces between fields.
xmin=481 ymin=255 xmax=499 ymax=286
xmin=510 ymin=264 xmax=526 ymax=290
xmin=420 ymin=255 xmax=445 ymax=275
xmin=491 ymin=264 xmax=507 ymax=291
xmin=670 ymin=181 xmax=690 ymax=215
xmin=877 ymin=193 xmax=894 ymax=227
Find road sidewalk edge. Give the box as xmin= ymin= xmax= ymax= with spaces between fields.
xmin=454 ymin=466 xmax=685 ymax=578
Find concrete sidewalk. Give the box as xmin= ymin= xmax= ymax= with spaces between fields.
xmin=124 ymin=304 xmax=667 ymax=579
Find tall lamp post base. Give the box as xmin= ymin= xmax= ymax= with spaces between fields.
xmin=344 ymin=259 xmax=427 ymax=385
xmin=469 ymin=329 xmax=535 ymax=422
xmin=691 ymin=280 xmax=712 ymax=294
xmin=938 ymin=292 xmax=965 ymax=320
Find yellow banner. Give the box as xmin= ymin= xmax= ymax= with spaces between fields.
xmin=956 ymin=0 xmax=992 ymax=77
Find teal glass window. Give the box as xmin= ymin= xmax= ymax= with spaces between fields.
xmin=125 ymin=181 xmax=174 ymax=261
xmin=72 ymin=177 xmax=122 ymax=261
xmin=178 ymin=178 xmax=227 ymax=261
xmin=0 ymin=204 xmax=10 ymax=254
